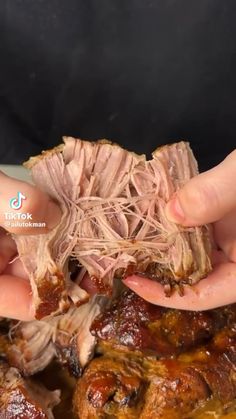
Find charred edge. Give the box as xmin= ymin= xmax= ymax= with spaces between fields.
xmin=56 ymin=342 xmax=83 ymax=378
xmin=86 ymin=371 xmax=143 ymax=409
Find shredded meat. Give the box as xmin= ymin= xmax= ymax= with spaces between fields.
xmin=14 ymin=138 xmax=211 ymax=319
xmin=7 ymin=296 xmax=106 ymax=378
xmin=0 ymin=361 xmax=60 ymax=418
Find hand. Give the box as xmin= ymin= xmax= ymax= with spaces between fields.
xmin=0 ymin=171 xmax=61 ymax=321
xmin=124 ymin=150 xmax=236 ymax=311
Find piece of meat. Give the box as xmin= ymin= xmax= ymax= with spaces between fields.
xmin=55 ymin=296 xmax=107 ymax=377
xmin=74 ymin=291 xmax=236 ymax=418
xmin=74 ymin=326 xmax=236 ymax=419
xmin=7 ymin=296 xmax=106 ymax=378
xmin=91 ymin=290 xmax=232 ymax=356
xmin=14 ymin=138 xmax=211 ymax=318
xmin=73 ymin=355 xmax=147 ymax=419
xmin=0 ymin=361 xmax=60 ymax=418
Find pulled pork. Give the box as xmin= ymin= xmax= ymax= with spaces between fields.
xmin=7 ymin=296 xmax=106 ymax=378
xmin=4 ymin=138 xmax=234 ymax=418
xmin=15 ymin=138 xmax=211 ymax=318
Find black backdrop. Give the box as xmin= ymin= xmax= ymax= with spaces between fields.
xmin=1 ymin=0 xmax=236 ymax=171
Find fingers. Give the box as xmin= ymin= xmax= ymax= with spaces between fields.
xmin=0 ymin=170 xmax=61 ymax=321
xmin=213 ymin=209 xmax=236 ymax=263
xmin=0 ymin=171 xmax=61 ymax=234
xmin=0 ymin=275 xmax=34 ymax=320
xmin=4 ymin=258 xmax=28 ymax=280
xmin=0 ymin=229 xmax=33 ymax=320
xmin=123 ymin=262 xmax=236 ymax=310
xmin=211 ymin=249 xmax=228 ymax=265
xmin=0 ymin=228 xmax=17 ymax=272
xmin=165 ymin=149 xmax=236 ymax=226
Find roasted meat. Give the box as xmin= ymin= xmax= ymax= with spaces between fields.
xmin=7 ymin=296 xmax=106 ymax=377
xmin=91 ymin=289 xmax=232 ymax=356
xmin=14 ymin=138 xmax=211 ymax=318
xmin=74 ymin=291 xmax=236 ymax=419
xmin=5 ymin=289 xmax=236 ymax=418
xmin=74 ymin=342 xmax=236 ymax=419
xmin=0 ymin=361 xmax=60 ymax=418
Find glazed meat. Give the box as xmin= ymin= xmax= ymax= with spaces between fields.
xmin=5 ymin=290 xmax=236 ymax=418
xmin=74 ymin=354 xmax=211 ymax=419
xmin=7 ymin=289 xmax=236 ymax=418
xmin=74 ymin=343 xmax=236 ymax=419
xmin=74 ymin=291 xmax=236 ymax=419
xmin=0 ymin=361 xmax=60 ymax=418
xmin=91 ymin=290 xmax=232 ymax=356
xmin=14 ymin=138 xmax=211 ymax=318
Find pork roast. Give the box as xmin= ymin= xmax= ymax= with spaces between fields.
xmin=5 ymin=290 xmax=236 ymax=418
xmin=74 ymin=346 xmax=236 ymax=419
xmin=0 ymin=361 xmax=60 ymax=418
xmin=74 ymin=291 xmax=236 ymax=419
xmin=90 ymin=289 xmax=232 ymax=357
xmin=15 ymin=138 xmax=211 ymax=318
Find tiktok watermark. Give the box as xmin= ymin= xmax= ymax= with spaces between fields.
xmin=4 ymin=192 xmax=46 ymax=229
xmin=10 ymin=191 xmax=26 ymax=210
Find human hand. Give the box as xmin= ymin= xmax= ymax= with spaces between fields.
xmin=0 ymin=171 xmax=61 ymax=321
xmin=124 ymin=150 xmax=236 ymax=311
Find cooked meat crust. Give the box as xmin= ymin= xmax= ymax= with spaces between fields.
xmin=91 ymin=290 xmax=232 ymax=356
xmin=0 ymin=361 xmax=60 ymax=418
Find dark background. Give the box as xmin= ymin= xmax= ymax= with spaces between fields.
xmin=1 ymin=0 xmax=236 ymax=171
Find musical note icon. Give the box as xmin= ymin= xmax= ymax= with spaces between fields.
xmin=10 ymin=192 xmax=26 ymax=210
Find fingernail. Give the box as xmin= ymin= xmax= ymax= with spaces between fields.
xmin=46 ymin=201 xmax=62 ymax=229
xmin=165 ymin=195 xmax=185 ymax=224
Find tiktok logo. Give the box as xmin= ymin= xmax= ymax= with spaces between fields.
xmin=9 ymin=192 xmax=26 ymax=210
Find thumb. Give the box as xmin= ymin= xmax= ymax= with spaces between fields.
xmin=0 ymin=171 xmax=61 ymax=234
xmin=165 ymin=149 xmax=236 ymax=226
